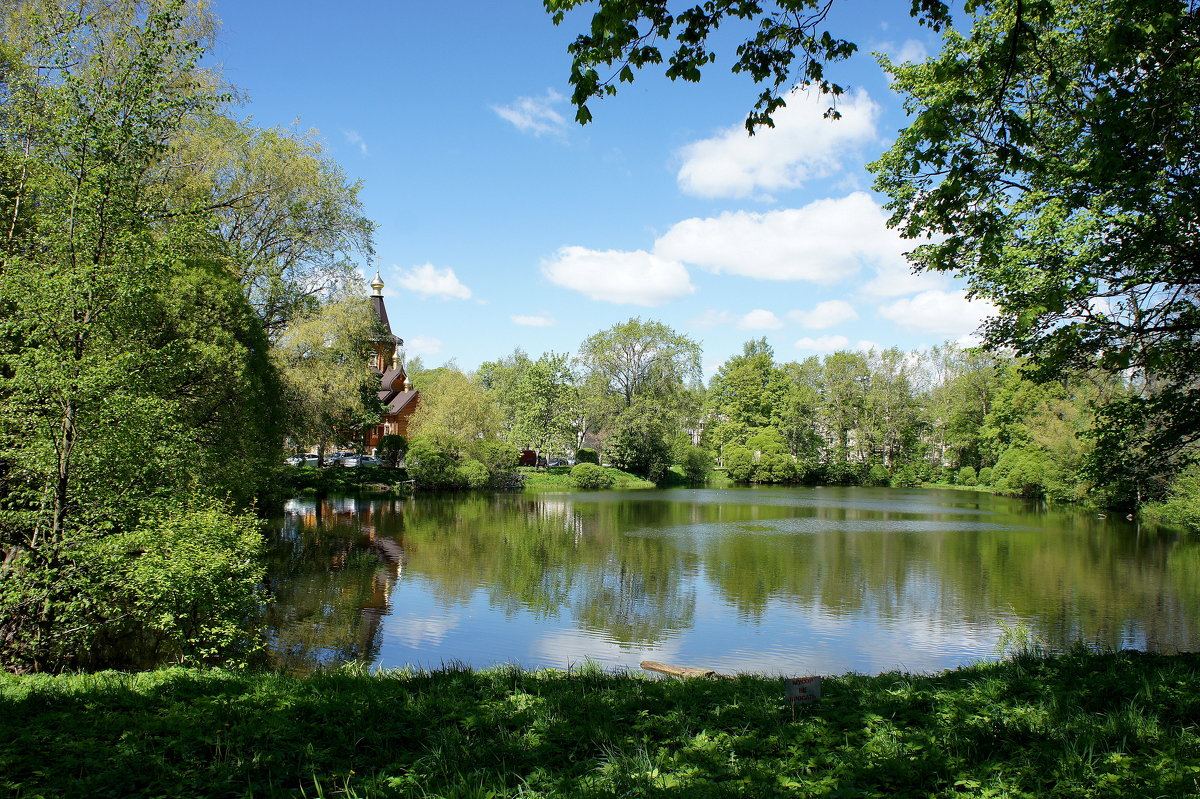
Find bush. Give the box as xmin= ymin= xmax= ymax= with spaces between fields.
xmin=571 ymin=462 xmax=614 ymax=489
xmin=680 ymin=446 xmax=713 ymax=485
xmin=376 ymin=434 xmax=408 ymax=467
xmin=956 ymin=466 xmax=978 ymax=486
xmin=406 ymin=435 xmax=462 ymax=489
xmin=575 ymin=448 xmax=600 ymax=465
xmin=124 ymin=498 xmax=266 ymax=665
xmin=458 ymin=459 xmax=490 ymax=489
xmin=867 ymin=464 xmax=890 ymax=487
xmin=606 ymin=409 xmax=673 ymax=483
xmin=977 ymin=466 xmax=994 ymax=486
xmin=891 ymin=463 xmax=922 ymax=488
xmin=724 ymin=446 xmax=754 ymax=482
xmin=754 ymin=452 xmax=796 ymax=484
xmin=1145 ymin=463 xmax=1200 ymax=532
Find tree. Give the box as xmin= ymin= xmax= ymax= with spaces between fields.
xmin=274 ymin=293 xmax=384 ymax=463
xmin=577 ymin=318 xmax=701 ymax=479
xmin=170 ymin=115 xmax=376 ymax=338
xmin=0 ymin=1 xmax=277 ymax=671
xmin=545 ymin=0 xmax=954 ymax=130
xmin=871 ymin=0 xmax=1200 ymax=499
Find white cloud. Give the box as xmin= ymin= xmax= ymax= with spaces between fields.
xmin=878 ymin=289 xmax=996 ymax=335
xmin=654 ymin=192 xmax=910 ymax=284
xmin=878 ymin=39 xmax=928 ymax=66
xmin=396 ymin=263 xmax=473 ymax=301
xmin=855 ymin=340 xmax=882 ymax=353
xmin=794 ymin=335 xmax=850 ymax=352
xmin=675 ymin=87 xmax=880 ymax=198
xmin=542 ymin=246 xmax=695 ymax=306
xmin=492 ymin=89 xmax=567 ymax=137
xmin=404 ymin=335 xmax=444 ymax=357
xmin=512 ymin=314 xmax=556 ymax=327
xmin=342 ymin=129 xmax=369 ymax=156
xmin=788 ymin=300 xmax=858 ymax=329
xmin=737 ymin=309 xmax=785 ymax=330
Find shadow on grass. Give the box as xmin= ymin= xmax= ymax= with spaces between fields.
xmin=2 ymin=650 xmax=1199 ymax=797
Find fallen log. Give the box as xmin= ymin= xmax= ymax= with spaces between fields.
xmin=639 ymin=660 xmax=731 ymax=679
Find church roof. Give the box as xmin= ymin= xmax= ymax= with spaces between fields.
xmin=378 ymin=390 xmax=419 ymax=414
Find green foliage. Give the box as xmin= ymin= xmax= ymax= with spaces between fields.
xmin=956 ymin=466 xmax=978 ymax=487
xmin=679 ymin=446 xmax=713 ymax=485
xmin=570 ymin=462 xmax=614 ymax=490
xmin=404 ymin=434 xmax=462 ymax=490
xmin=977 ymin=466 xmax=994 ymax=486
xmin=376 ymin=434 xmax=408 ymax=468
xmin=1144 ymin=464 xmax=1200 ymax=532
xmin=891 ymin=464 xmax=922 ymax=488
xmin=122 ymin=499 xmax=265 ymax=666
xmin=458 ymin=459 xmax=490 ymax=490
xmin=574 ymin=448 xmax=599 ymax=465
xmin=605 ymin=404 xmax=674 ymax=483
xmin=873 ymin=0 xmax=1200 ymax=491
xmin=0 ymin=2 xmax=282 ymax=672
xmin=867 ymin=464 xmax=890 ymax=487
xmin=4 ymin=650 xmax=1200 ymax=797
xmin=723 ymin=446 xmax=754 ymax=483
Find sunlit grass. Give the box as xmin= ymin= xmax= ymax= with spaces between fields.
xmin=3 ymin=649 xmax=1199 ymax=797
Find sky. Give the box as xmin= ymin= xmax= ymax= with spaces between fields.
xmin=209 ymin=0 xmax=993 ymax=377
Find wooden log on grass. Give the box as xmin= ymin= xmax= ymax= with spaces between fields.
xmin=639 ymin=660 xmax=731 ymax=679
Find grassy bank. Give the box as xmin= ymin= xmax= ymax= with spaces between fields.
xmin=3 ymin=650 xmax=1198 ymax=798
xmin=519 ymin=465 xmax=656 ymax=492
xmin=282 ymin=464 xmax=411 ymax=496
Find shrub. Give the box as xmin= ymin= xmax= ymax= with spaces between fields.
xmin=680 ymin=446 xmax=713 ymax=484
xmin=406 ymin=435 xmax=462 ymax=489
xmin=1145 ymin=463 xmax=1200 ymax=532
xmin=575 ymin=448 xmax=600 ymax=465
xmin=891 ymin=464 xmax=922 ymax=488
xmin=124 ymin=498 xmax=266 ymax=665
xmin=956 ymin=466 xmax=978 ymax=486
xmin=376 ymin=434 xmax=408 ymax=467
xmin=606 ymin=409 xmax=673 ymax=483
xmin=458 ymin=459 xmax=490 ymax=489
xmin=571 ymin=462 xmax=614 ymax=489
xmin=977 ymin=466 xmax=994 ymax=486
xmin=867 ymin=464 xmax=890 ymax=487
xmin=755 ymin=452 xmax=796 ymax=484
xmin=724 ymin=446 xmax=754 ymax=482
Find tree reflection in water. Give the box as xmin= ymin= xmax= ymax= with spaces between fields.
xmin=257 ymin=488 xmax=1200 ymax=674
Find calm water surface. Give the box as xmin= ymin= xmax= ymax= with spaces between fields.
xmin=260 ymin=487 xmax=1200 ymax=676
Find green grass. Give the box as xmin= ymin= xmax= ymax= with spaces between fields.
xmin=3 ymin=650 xmax=1199 ymax=797
xmin=519 ymin=465 xmax=656 ymax=492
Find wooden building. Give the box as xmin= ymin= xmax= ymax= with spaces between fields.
xmin=365 ymin=271 xmax=419 ymax=450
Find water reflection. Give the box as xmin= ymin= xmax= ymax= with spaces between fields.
xmin=258 ymin=488 xmax=1200 ymax=675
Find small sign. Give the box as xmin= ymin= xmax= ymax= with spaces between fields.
xmin=785 ymin=676 xmax=821 ymax=704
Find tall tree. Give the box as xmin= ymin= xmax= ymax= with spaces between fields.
xmin=871 ymin=0 xmax=1200 ymax=500
xmin=0 ymin=0 xmax=276 ymax=671
xmin=273 ymin=293 xmax=383 ymax=463
xmin=577 ymin=318 xmax=701 ymax=478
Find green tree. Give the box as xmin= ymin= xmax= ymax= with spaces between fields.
xmin=171 ymin=115 xmax=376 ymax=338
xmin=871 ymin=0 xmax=1200 ymax=499
xmin=577 ymin=318 xmax=701 ymax=477
xmin=0 ymin=1 xmax=277 ymax=671
xmin=274 ymin=293 xmax=384 ymax=464
xmin=545 ymin=0 xmax=953 ymax=129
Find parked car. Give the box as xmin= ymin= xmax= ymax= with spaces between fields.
xmin=287 ymin=453 xmax=319 ymax=467
xmin=339 ymin=455 xmax=361 ymax=467
xmin=358 ymin=456 xmax=381 ymax=467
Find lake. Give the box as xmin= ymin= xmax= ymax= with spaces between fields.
xmin=260 ymin=486 xmax=1200 ymax=676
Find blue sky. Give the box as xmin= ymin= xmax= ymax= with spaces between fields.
xmin=209 ymin=0 xmax=993 ymax=376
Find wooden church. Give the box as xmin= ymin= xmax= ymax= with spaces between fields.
xmin=365 ymin=271 xmax=419 ymax=450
